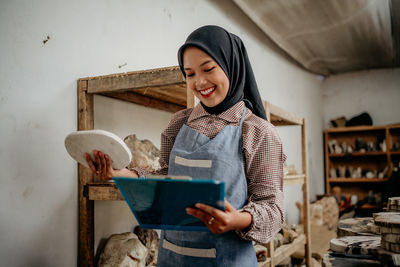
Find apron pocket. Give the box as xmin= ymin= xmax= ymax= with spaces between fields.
xmin=174 ymin=156 xmax=212 ymax=168
xmin=162 ymin=238 xmax=216 ymax=258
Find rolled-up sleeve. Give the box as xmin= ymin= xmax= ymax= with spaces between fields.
xmin=236 ymin=121 xmax=286 ymax=244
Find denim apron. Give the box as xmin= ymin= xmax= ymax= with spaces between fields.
xmin=157 ymin=107 xmax=257 ymax=267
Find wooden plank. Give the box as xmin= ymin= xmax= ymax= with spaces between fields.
xmin=101 ymin=91 xmax=185 ymax=113
xmin=258 ymin=235 xmax=306 ymax=267
xmin=325 ymin=125 xmax=387 ymax=133
xmin=328 ymin=178 xmax=389 ymax=183
xmin=127 ymin=84 xmax=187 ymax=106
xmin=273 ymin=234 xmax=306 ymax=265
xmin=87 ymin=183 xmax=123 ymax=201
xmin=268 ymin=240 xmax=275 ymax=266
xmin=186 ymin=87 xmax=195 ymax=109
xmin=267 ymin=101 xmax=303 ymax=126
xmin=87 ymin=66 xmax=185 ymax=94
xmin=328 ymin=152 xmax=387 ymax=157
xmin=283 ymin=174 xmax=305 ymax=185
xmin=77 ymin=79 xmax=95 ymax=267
xmin=301 ymin=120 xmax=312 ymax=267
xmin=325 ymin=131 xmax=331 ymax=194
xmin=263 ymin=101 xmax=271 ymax=122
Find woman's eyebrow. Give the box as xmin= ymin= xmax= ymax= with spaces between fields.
xmin=200 ymin=60 xmax=212 ymax=66
xmin=184 ymin=60 xmax=213 ymax=71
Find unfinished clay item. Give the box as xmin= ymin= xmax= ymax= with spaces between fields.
xmin=337 ymin=217 xmax=377 ymax=237
xmin=374 ymin=214 xmax=400 ymax=227
xmin=124 ymin=134 xmax=160 ymax=172
xmin=65 ymin=130 xmax=132 ymax=169
xmin=388 ymin=197 xmax=400 ymax=212
xmin=373 ymin=212 xmax=400 ymax=220
xmin=297 ymin=196 xmax=339 ymax=230
xmin=382 ymin=233 xmax=400 ymax=243
xmin=338 ymin=165 xmax=346 ymax=178
xmin=281 ymin=223 xmax=299 ymax=244
xmin=322 ymin=253 xmax=381 ymax=267
xmin=329 ymin=167 xmax=337 ymax=178
xmin=377 ymin=248 xmax=400 ymax=267
xmin=382 ymin=239 xmax=400 ymax=253
xmin=254 ymin=244 xmax=267 ymax=262
xmin=98 ymin=232 xmax=147 ymax=267
xmin=379 ymin=225 xmax=400 ymax=234
xmin=133 ymin=226 xmax=159 ymax=267
xmin=330 ymin=236 xmax=381 ymax=256
xmin=276 ymin=232 xmax=285 ymax=248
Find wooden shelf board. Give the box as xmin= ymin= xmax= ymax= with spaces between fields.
xmin=391 ymin=151 xmax=400 ymax=155
xmin=325 ymin=125 xmax=387 ymax=133
xmin=258 ymin=234 xmax=306 ymax=267
xmin=328 ymin=152 xmax=387 ymax=157
xmin=357 ymin=204 xmax=380 ymax=209
xmin=328 ymin=178 xmax=389 ymax=183
xmin=84 ymin=66 xmax=185 ymax=92
xmin=86 ymin=182 xmax=123 ymax=201
xmin=264 ymin=101 xmax=303 ymax=126
xmin=80 ymin=66 xmax=187 ymax=112
xmin=283 ymin=174 xmax=305 ymax=185
xmin=388 ymin=124 xmax=400 ymax=130
xmin=88 ymin=174 xmax=307 ymax=200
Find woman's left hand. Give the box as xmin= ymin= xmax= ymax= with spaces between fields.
xmin=186 ymin=200 xmax=252 ymax=234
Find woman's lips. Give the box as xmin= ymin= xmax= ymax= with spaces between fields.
xmin=199 ymin=86 xmax=215 ymax=98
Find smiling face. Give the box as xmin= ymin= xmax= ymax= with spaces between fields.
xmin=183 ymin=47 xmax=230 ymax=108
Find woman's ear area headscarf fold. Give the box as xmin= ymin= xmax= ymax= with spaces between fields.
xmin=178 ymin=25 xmax=267 ymax=120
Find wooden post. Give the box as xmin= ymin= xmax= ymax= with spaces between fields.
xmin=302 ymin=119 xmax=311 ymax=266
xmin=386 ymin=126 xmax=393 ymax=177
xmin=186 ymin=87 xmax=195 ymax=109
xmin=186 ymin=86 xmax=199 ymax=108
xmin=264 ymin=101 xmax=271 ymax=122
xmin=78 ymin=79 xmax=94 ymax=267
xmin=267 ymin=240 xmax=275 ymax=266
xmin=324 ymin=131 xmax=330 ymax=194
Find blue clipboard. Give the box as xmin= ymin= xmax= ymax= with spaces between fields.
xmin=113 ymin=176 xmax=225 ymax=231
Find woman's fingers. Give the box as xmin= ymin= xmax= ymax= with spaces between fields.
xmin=99 ymin=152 xmax=107 ymax=176
xmin=224 ymin=199 xmax=235 ymax=212
xmin=105 ymin=154 xmax=114 ymax=176
xmin=85 ymin=153 xmax=97 ymax=173
xmin=195 ymin=203 xmax=225 ymax=219
xmin=94 ymin=150 xmax=102 ymax=172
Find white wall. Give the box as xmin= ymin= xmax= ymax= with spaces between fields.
xmin=0 ymin=0 xmax=323 ymax=265
xmin=322 ymin=68 xmax=400 ymax=128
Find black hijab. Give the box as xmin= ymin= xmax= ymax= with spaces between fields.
xmin=178 ymin=25 xmax=267 ymax=120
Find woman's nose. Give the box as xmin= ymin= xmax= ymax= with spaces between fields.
xmin=195 ymin=75 xmax=207 ymax=88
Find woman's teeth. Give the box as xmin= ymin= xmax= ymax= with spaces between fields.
xmin=200 ymin=87 xmax=215 ymax=95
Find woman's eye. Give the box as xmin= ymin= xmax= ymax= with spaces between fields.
xmin=186 ymin=73 xmax=194 ymax=77
xmin=204 ymin=67 xmax=215 ymax=73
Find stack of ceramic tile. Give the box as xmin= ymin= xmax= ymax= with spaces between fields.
xmin=371 ymin=197 xmax=400 ymax=266
xmin=374 ymin=212 xmax=400 ymax=253
xmin=387 ymin=197 xmax=400 ymax=212
xmin=337 ymin=217 xmax=380 ymax=237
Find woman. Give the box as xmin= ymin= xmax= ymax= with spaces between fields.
xmin=87 ymin=25 xmax=285 ymax=266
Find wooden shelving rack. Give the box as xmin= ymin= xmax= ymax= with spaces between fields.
xmin=324 ymin=125 xmax=400 ymax=203
xmin=77 ymin=67 xmax=311 ymax=266
xmin=261 ymin=101 xmax=311 ymax=267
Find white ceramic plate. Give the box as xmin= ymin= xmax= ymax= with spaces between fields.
xmin=65 ymin=130 xmax=132 ymax=169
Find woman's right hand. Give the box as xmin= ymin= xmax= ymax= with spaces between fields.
xmin=85 ymin=150 xmax=138 ymax=180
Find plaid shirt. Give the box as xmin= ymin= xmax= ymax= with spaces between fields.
xmin=134 ymin=101 xmax=285 ymax=244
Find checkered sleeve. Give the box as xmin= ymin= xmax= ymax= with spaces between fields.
xmin=236 ymin=117 xmax=286 ymax=244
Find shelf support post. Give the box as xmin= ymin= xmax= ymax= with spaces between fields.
xmin=78 ymin=79 xmax=94 ymax=266
xmin=302 ymin=119 xmax=311 ymax=266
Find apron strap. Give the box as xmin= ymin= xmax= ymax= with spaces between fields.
xmin=239 ymin=106 xmax=247 ymax=127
